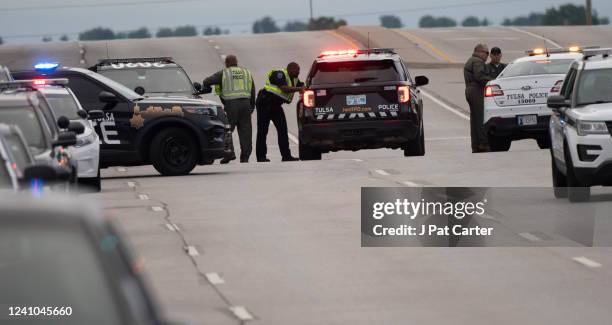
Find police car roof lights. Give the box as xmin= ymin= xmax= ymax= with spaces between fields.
xmin=318 ymin=48 xmax=397 ymax=58
xmin=34 ymin=62 xmax=60 ymax=71
xmin=97 ymin=57 xmax=175 ymax=65
xmin=31 ymin=78 xmax=69 ymax=87
xmin=0 ymin=79 xmax=68 ymax=91
xmin=526 ymin=46 xmax=599 ymax=57
xmin=582 ymin=48 xmax=612 ymax=60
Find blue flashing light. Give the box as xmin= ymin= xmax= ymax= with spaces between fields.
xmin=34 ymin=62 xmax=59 ymax=71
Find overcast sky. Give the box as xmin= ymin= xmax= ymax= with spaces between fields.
xmin=0 ymin=0 xmax=610 ymax=43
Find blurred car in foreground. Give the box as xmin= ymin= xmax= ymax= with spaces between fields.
xmin=0 ymin=196 xmax=179 ymax=325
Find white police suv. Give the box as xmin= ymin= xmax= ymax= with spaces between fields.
xmin=484 ymin=48 xmax=584 ymax=151
xmin=548 ymin=48 xmax=612 ymax=202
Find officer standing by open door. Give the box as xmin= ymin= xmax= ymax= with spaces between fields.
xmin=464 ymin=44 xmax=493 ymax=153
xmin=255 ymin=62 xmax=304 ymax=162
xmin=202 ymin=55 xmax=255 ymax=163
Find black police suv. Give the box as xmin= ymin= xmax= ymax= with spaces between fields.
xmin=297 ymin=49 xmax=429 ymax=160
xmin=90 ymin=57 xmax=204 ymax=98
xmin=14 ymin=65 xmax=230 ymax=176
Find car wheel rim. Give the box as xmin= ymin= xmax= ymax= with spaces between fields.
xmin=163 ymin=136 xmax=190 ymax=167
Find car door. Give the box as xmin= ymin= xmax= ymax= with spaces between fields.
xmin=64 ymin=74 xmax=134 ymax=152
xmin=551 ymin=67 xmax=577 ymax=163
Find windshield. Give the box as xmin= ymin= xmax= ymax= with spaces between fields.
xmin=576 ymin=68 xmax=612 ymax=106
xmin=0 ymin=107 xmax=46 ymax=152
xmin=4 ymin=133 xmax=32 ymax=168
xmin=84 ymin=69 xmax=143 ymax=100
xmin=44 ymin=93 xmax=80 ymax=119
xmin=500 ymin=59 xmax=574 ymax=78
xmin=310 ymin=60 xmax=401 ymax=85
xmin=100 ymin=67 xmax=194 ymax=94
xmin=0 ymin=224 xmax=122 ymax=325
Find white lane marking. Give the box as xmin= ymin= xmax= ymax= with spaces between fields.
xmin=229 ymin=306 xmax=254 ymax=321
xmin=214 ymin=45 xmax=220 ymax=50
xmin=401 ymin=181 xmax=420 ymax=187
xmin=117 ymin=167 xmax=128 ymax=172
xmin=508 ymin=26 xmax=562 ymax=48
xmin=421 ymin=90 xmax=469 ymax=121
xmin=151 ymin=206 xmax=164 ymax=212
xmin=518 ymin=232 xmax=541 ymax=242
xmin=352 ymin=159 xmax=363 ymax=162
xmin=185 ymin=246 xmax=199 ymax=256
xmin=573 ymin=256 xmax=602 ymax=268
xmin=138 ymin=194 xmax=149 ymax=200
xmin=205 ymin=272 xmax=225 ymax=285
xmin=425 ymin=136 xmax=470 ymax=141
xmin=127 ymin=181 xmax=136 ymax=188
xmin=220 ymin=54 xmax=227 ymax=60
xmin=287 ymin=132 xmax=299 ymax=145
xmin=165 ymin=223 xmax=180 ymax=231
xmin=375 ymin=169 xmax=390 ymax=176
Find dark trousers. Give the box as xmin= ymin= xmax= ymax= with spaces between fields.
xmin=465 ymin=86 xmax=488 ymax=152
xmin=224 ymin=99 xmax=253 ymax=161
xmin=256 ymin=99 xmax=291 ymax=160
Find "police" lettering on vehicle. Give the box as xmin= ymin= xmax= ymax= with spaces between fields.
xmin=90 ymin=112 xmax=120 ymax=145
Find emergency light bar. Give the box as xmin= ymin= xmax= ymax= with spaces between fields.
xmin=34 ymin=62 xmax=60 ymax=71
xmin=526 ymin=46 xmax=599 ymax=56
xmin=318 ymin=48 xmax=397 ymax=58
xmin=582 ymin=48 xmax=612 ymax=60
xmin=97 ymin=57 xmax=175 ymax=65
xmin=0 ymin=79 xmax=68 ymax=90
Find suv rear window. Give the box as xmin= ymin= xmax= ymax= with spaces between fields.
xmin=310 ymin=60 xmax=401 ymax=85
xmin=500 ymin=59 xmax=574 ymax=78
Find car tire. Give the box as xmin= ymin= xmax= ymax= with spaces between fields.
xmin=537 ymin=136 xmax=551 ymax=149
xmin=564 ymin=143 xmax=591 ymax=202
xmin=404 ymin=124 xmax=425 ymax=157
xmin=488 ymin=136 xmax=511 ymax=152
xmin=550 ymin=151 xmax=567 ymax=198
xmin=299 ymin=140 xmax=321 ymax=161
xmin=79 ymin=169 xmax=102 ymax=193
xmin=150 ymin=128 xmax=198 ymax=176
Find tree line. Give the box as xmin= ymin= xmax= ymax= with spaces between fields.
xmin=75 ymin=25 xmax=229 ymax=41
xmin=252 ymin=16 xmax=347 ymax=33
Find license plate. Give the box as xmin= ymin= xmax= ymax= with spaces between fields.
xmin=346 ymin=95 xmax=366 ymax=105
xmin=517 ymin=114 xmax=538 ymax=126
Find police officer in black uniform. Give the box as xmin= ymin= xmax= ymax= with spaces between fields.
xmin=255 ymin=62 xmax=305 ymax=162
xmin=488 ymin=47 xmax=507 ymax=79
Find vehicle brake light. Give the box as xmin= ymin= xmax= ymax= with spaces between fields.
xmin=33 ymin=79 xmax=47 ymax=85
xmin=398 ymin=86 xmax=410 ymax=103
xmin=485 ymin=85 xmax=504 ymax=97
xmin=550 ymin=80 xmax=564 ymax=93
xmin=303 ymin=90 xmax=315 ymax=108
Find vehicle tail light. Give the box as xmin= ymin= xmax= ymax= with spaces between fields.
xmin=33 ymin=79 xmax=46 ymax=85
xmin=303 ymin=90 xmax=315 ymax=108
xmin=398 ymin=86 xmax=410 ymax=103
xmin=485 ymin=84 xmax=504 ymax=97
xmin=550 ymin=80 xmax=564 ymax=93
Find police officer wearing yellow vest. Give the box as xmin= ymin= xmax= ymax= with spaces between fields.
xmin=202 ymin=55 xmax=255 ymax=163
xmin=255 ymin=62 xmax=304 ymax=162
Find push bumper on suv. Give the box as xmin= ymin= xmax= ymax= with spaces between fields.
xmin=300 ymin=119 xmax=419 ymax=150
xmin=484 ymin=115 xmax=550 ymax=139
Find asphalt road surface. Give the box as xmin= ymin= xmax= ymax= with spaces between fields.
xmin=2 ymin=26 xmax=612 ymax=325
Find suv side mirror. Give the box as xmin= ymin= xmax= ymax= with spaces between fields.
xmin=87 ymin=110 xmax=105 ymax=120
xmin=23 ymin=164 xmax=58 ymax=182
xmin=134 ymin=86 xmax=146 ymax=96
xmin=77 ymin=110 xmax=88 ymax=119
xmin=99 ymin=91 xmax=118 ymax=108
xmin=200 ymin=84 xmax=213 ymax=94
xmin=547 ymin=95 xmax=569 ymax=111
xmin=193 ymin=82 xmax=202 ymax=93
xmin=53 ymin=131 xmax=77 ymax=147
xmin=68 ymin=121 xmax=85 ymax=135
xmin=414 ymin=76 xmax=429 ymax=87
xmin=57 ymin=116 xmax=70 ymax=129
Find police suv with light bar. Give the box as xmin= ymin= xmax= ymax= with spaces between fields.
xmin=548 ymin=48 xmax=612 ymax=202
xmin=297 ymin=49 xmax=429 ymax=160
xmin=483 ymin=47 xmax=585 ymax=151
xmin=13 ymin=63 xmax=231 ymax=176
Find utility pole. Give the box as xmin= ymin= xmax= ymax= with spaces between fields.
xmin=309 ymin=0 xmax=314 ymax=22
xmin=586 ymin=0 xmax=593 ymax=25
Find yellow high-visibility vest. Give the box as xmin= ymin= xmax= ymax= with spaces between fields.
xmin=219 ymin=67 xmax=253 ymax=100
xmin=264 ymin=69 xmax=295 ymax=103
